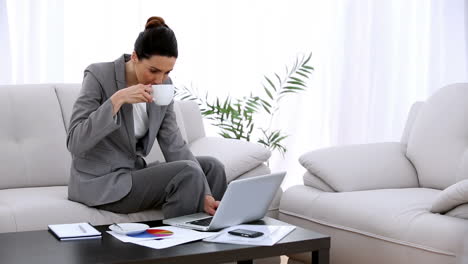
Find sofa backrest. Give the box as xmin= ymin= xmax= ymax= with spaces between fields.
xmin=406 ymin=83 xmax=468 ymax=189
xmin=0 ymin=83 xmax=206 ymax=190
xmin=0 ymin=84 xmax=71 ymax=189
xmin=54 ymin=84 xmax=81 ymax=132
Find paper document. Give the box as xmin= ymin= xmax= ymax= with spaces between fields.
xmin=107 ymin=230 xmax=162 ymax=243
xmin=133 ymin=228 xmax=217 ymax=249
xmin=203 ymin=225 xmax=295 ymax=246
xmin=108 ymin=225 xmax=218 ymax=249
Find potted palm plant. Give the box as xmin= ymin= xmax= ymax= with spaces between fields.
xmin=175 ymin=52 xmax=313 ymax=157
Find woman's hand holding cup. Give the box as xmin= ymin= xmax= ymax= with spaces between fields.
xmin=121 ymin=84 xmax=153 ymax=104
xmin=110 ymin=84 xmax=153 ymax=115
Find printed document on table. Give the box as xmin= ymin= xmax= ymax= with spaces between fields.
xmin=203 ymin=225 xmax=295 ymax=246
xmin=132 ymin=227 xmax=218 ymax=249
xmin=108 ymin=225 xmax=218 ymax=247
xmin=107 ymin=230 xmax=157 ymax=243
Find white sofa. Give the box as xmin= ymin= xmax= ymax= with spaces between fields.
xmin=279 ymin=83 xmax=468 ymax=264
xmin=0 ymin=83 xmax=280 ymax=233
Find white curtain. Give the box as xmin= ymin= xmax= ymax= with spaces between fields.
xmin=2 ymin=0 xmax=64 ymax=84
xmin=2 ymin=0 xmax=467 ymax=188
xmin=0 ymin=0 xmax=11 ymax=84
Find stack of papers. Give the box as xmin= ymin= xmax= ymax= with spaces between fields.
xmin=107 ymin=226 xmax=217 ymax=249
xmin=203 ymin=225 xmax=296 ymax=246
xmin=48 ymin=222 xmax=102 ymax=241
xmin=107 ymin=224 xmax=296 ymax=249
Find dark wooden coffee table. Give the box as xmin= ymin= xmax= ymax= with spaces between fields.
xmin=0 ymin=217 xmax=329 ymax=264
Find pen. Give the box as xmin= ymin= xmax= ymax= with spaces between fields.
xmin=79 ymin=224 xmax=87 ymax=233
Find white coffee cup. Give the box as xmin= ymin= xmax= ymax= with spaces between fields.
xmin=152 ymin=84 xmax=174 ymax=106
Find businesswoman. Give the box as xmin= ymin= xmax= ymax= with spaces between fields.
xmin=67 ymin=16 xmax=227 ymax=218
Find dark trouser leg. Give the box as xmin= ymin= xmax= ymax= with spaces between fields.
xmin=162 ymin=160 xmax=208 ymax=218
xmin=96 ymin=160 xmax=206 ymax=218
xmin=196 ymin=156 xmax=227 ymax=201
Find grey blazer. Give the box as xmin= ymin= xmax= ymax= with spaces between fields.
xmin=67 ymin=54 xmax=200 ymax=206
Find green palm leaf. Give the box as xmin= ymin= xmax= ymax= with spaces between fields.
xmin=175 ymin=52 xmax=313 ymax=156
xmin=264 ymin=76 xmax=276 ymax=91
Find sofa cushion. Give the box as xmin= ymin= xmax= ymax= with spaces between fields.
xmin=0 ymin=84 xmax=71 ymax=189
xmin=280 ymin=186 xmax=468 ymax=255
xmin=303 ymin=171 xmax=335 ymax=192
xmin=406 ymin=83 xmax=468 ymax=189
xmin=0 ymin=186 xmax=164 ymax=232
xmin=299 ymin=142 xmax=418 ymax=192
xmin=446 ymin=204 xmax=468 ymax=219
xmin=173 ymin=101 xmax=189 ymax=143
xmin=174 ymin=100 xmax=206 ymax=143
xmin=0 ymin=204 xmax=16 ymax=233
xmin=189 ymin=137 xmax=271 ymax=182
xmin=456 ymin=149 xmax=468 ymax=182
xmin=431 ymin=179 xmax=468 ymax=213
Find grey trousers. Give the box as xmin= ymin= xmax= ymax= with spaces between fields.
xmin=97 ymin=156 xmax=227 ymax=218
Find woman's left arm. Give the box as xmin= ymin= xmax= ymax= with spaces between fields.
xmin=157 ymin=101 xmax=197 ymax=163
xmin=157 ymin=101 xmax=213 ymax=196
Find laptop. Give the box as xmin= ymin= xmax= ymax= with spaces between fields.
xmin=163 ymin=172 xmax=286 ymax=231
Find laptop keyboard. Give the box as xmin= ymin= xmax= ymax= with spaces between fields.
xmin=186 ymin=217 xmax=213 ymax=226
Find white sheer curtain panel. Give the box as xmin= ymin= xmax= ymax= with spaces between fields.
xmin=3 ymin=0 xmax=64 ymax=84
xmin=0 ymin=0 xmax=12 ymax=84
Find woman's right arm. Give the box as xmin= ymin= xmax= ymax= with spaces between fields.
xmin=66 ymin=70 xmax=122 ymax=156
xmin=67 ymin=69 xmax=153 ymax=156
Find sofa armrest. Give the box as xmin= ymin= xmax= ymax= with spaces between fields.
xmin=299 ymin=142 xmax=419 ymax=192
xmin=189 ymin=137 xmax=271 ymax=182
xmin=400 ymin=101 xmax=424 ymax=146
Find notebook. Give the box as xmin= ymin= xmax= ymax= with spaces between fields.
xmin=48 ymin=222 xmax=102 ymax=241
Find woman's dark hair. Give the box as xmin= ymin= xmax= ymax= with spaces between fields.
xmin=134 ymin=16 xmax=178 ymax=59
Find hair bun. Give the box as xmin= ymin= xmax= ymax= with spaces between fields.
xmin=145 ymin=16 xmax=167 ymax=30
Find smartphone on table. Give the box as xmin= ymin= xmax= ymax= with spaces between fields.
xmin=228 ymin=229 xmax=264 ymax=238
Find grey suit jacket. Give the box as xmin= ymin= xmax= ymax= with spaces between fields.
xmin=67 ymin=54 xmax=206 ymax=207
